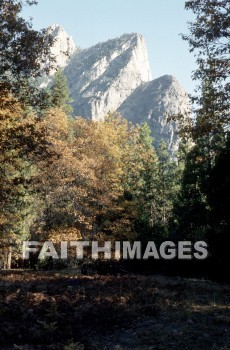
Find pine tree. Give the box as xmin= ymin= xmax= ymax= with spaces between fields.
xmin=50 ymin=69 xmax=73 ymax=115
xmin=182 ymin=0 xmax=229 ymax=137
xmin=173 ymin=0 xmax=230 ymax=275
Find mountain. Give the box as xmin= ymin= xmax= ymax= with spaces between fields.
xmin=39 ymin=25 xmax=76 ymax=87
xmin=46 ymin=26 xmax=190 ymax=152
xmin=64 ymin=33 xmax=152 ymax=120
xmin=118 ymin=75 xmax=190 ymax=151
xmin=48 ymin=24 xmax=75 ymax=73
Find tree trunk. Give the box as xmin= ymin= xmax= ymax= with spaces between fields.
xmin=6 ymin=245 xmax=12 ymax=270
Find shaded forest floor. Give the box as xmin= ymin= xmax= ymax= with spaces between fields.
xmin=0 ymin=270 xmax=229 ymax=350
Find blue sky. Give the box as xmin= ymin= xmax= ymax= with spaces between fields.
xmin=22 ymin=0 xmax=197 ymax=93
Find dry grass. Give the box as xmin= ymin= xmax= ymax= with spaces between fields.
xmin=0 ymin=270 xmax=229 ymax=349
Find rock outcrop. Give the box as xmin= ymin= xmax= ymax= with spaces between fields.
xmin=118 ymin=75 xmax=190 ymax=152
xmin=48 ymin=24 xmax=75 ymax=74
xmin=39 ymin=24 xmax=76 ymax=87
xmin=43 ymin=26 xmax=190 ymax=152
xmin=64 ymin=33 xmax=152 ymax=120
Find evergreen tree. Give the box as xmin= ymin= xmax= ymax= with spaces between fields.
xmin=182 ymin=0 xmax=229 ymax=137
xmin=131 ymin=123 xmax=159 ymax=233
xmin=172 ymin=144 xmax=210 ymax=241
xmin=173 ymin=0 xmax=230 ymax=275
xmin=50 ymin=69 xmax=73 ymax=115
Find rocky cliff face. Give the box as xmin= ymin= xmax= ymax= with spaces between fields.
xmin=118 ymin=75 xmax=190 ymax=152
xmin=64 ymin=33 xmax=152 ymax=120
xmin=44 ymin=26 xmax=190 ymax=152
xmin=39 ymin=25 xmax=76 ymax=87
xmin=48 ymin=24 xmax=76 ymax=74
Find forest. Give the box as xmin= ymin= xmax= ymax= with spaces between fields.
xmin=0 ymin=0 xmax=229 ymax=349
xmin=0 ymin=0 xmax=229 ymax=279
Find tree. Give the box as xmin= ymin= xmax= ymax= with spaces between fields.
xmin=174 ymin=0 xmax=230 ymax=275
xmin=182 ymin=0 xmax=229 ymax=137
xmin=124 ymin=123 xmax=159 ymax=232
xmin=172 ymin=144 xmax=211 ymax=240
xmin=0 ymin=0 xmax=55 ymax=108
xmin=156 ymin=142 xmax=179 ymax=228
xmin=70 ymin=113 xmax=139 ymax=241
xmin=0 ymin=92 xmax=50 ymax=268
xmin=181 ymin=0 xmax=230 ymax=215
xmin=0 ymin=0 xmax=61 ymax=268
xmin=49 ymin=69 xmax=73 ymax=115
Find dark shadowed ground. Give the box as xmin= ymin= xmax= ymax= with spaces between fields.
xmin=0 ymin=270 xmax=229 ymax=350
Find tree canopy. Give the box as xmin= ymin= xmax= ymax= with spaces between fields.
xmin=0 ymin=0 xmax=55 ymax=107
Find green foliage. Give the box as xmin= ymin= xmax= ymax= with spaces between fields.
xmin=0 ymin=0 xmax=55 ymax=108
xmin=182 ymin=0 xmax=229 ymax=136
xmin=49 ymin=69 xmax=73 ymax=115
xmin=123 ymin=124 xmax=181 ymax=242
xmin=173 ymin=0 xmax=230 ymax=270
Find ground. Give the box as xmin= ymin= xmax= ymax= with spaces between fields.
xmin=0 ymin=270 xmax=229 ymax=350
